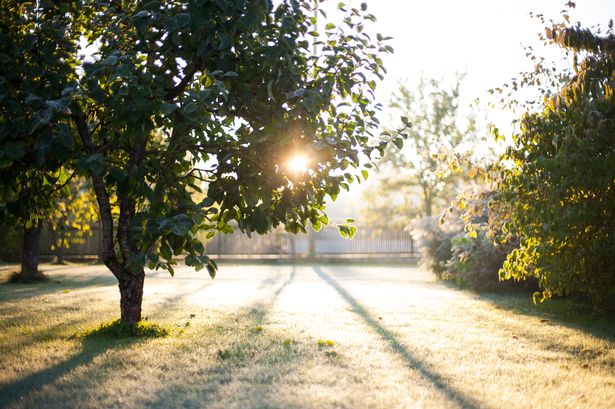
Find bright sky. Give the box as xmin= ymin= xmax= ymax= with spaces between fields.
xmin=324 ymin=0 xmax=615 ymax=221
xmin=366 ymin=0 xmax=614 ymax=106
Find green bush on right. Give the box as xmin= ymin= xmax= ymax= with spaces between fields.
xmin=496 ymin=27 xmax=615 ymax=309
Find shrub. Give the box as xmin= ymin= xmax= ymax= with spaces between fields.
xmin=445 ymin=229 xmax=520 ymax=291
xmin=443 ymin=187 xmax=524 ymax=290
xmin=414 ymin=186 xmax=531 ymax=292
xmin=411 ymin=216 xmax=461 ymax=279
xmin=496 ymin=28 xmax=615 ymax=308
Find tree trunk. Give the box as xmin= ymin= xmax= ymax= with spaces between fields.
xmin=19 ymin=220 xmax=45 ymax=280
xmin=56 ymin=245 xmax=65 ymax=264
xmin=53 ymin=229 xmax=65 ymax=264
xmin=421 ymin=183 xmax=433 ymax=218
xmin=75 ymin=114 xmax=146 ymax=327
xmin=118 ymin=271 xmax=145 ymax=326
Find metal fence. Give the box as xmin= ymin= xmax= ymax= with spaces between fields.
xmin=40 ymin=224 xmax=417 ymax=261
xmin=203 ymin=224 xmax=416 ymax=260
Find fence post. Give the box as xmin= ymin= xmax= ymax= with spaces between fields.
xmin=308 ymin=227 xmax=315 ymax=260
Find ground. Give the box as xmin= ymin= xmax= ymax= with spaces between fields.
xmin=0 ymin=262 xmax=614 ymax=409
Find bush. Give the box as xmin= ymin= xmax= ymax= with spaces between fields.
xmin=496 ymin=28 xmax=615 ymax=309
xmin=414 ymin=186 xmax=530 ymax=292
xmin=445 ymin=229 xmax=520 ymax=291
xmin=411 ymin=216 xmax=460 ymax=279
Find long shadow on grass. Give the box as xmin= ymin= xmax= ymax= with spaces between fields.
xmin=0 ymin=333 xmax=139 ymax=409
xmin=313 ymin=266 xmax=483 ymax=409
xmin=0 ymin=276 xmax=217 ymax=408
xmin=436 ymin=277 xmax=615 ymax=355
xmin=479 ymin=293 xmax=615 ymax=342
xmin=144 ymin=266 xmax=298 ymax=408
xmin=0 ymin=271 xmax=116 ymax=303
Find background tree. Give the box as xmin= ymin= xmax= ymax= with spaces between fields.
xmin=1 ymin=1 xmax=396 ymax=325
xmin=0 ymin=2 xmax=80 ymax=280
xmin=362 ymin=74 xmax=484 ymax=225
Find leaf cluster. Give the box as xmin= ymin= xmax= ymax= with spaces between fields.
xmin=496 ymin=22 xmax=615 ymax=308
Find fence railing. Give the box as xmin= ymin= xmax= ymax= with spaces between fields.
xmin=40 ymin=226 xmax=103 ymax=260
xmin=40 ymin=224 xmax=417 ymax=260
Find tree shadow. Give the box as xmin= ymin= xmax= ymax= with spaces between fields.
xmin=471 ymin=292 xmax=615 ymax=369
xmin=0 ymin=332 xmax=139 ymax=409
xmin=0 ymin=271 xmax=117 ymax=303
xmin=0 ymin=270 xmax=236 ymax=409
xmin=143 ymin=266 xmax=298 ymax=408
xmin=478 ymin=292 xmax=615 ymax=341
xmin=313 ymin=266 xmax=484 ymax=409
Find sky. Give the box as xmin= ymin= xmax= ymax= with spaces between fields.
xmin=366 ymin=0 xmax=614 ymax=106
xmin=323 ymin=0 xmax=615 ymax=222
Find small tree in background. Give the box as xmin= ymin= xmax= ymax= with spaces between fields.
xmin=362 ymin=74 xmax=485 ymax=226
xmin=0 ymin=1 xmax=81 ymax=280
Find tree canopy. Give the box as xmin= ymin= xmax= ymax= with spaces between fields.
xmin=0 ymin=0 xmax=395 ymax=324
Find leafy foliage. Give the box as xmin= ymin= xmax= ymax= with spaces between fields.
xmin=0 ymin=2 xmax=80 ymax=227
xmin=444 ymin=188 xmax=523 ymax=290
xmin=411 ymin=216 xmax=458 ymax=278
xmin=414 ymin=186 xmax=529 ymax=292
xmin=0 ymin=1 xmax=395 ymax=322
xmin=47 ymin=177 xmax=98 ymax=257
xmin=0 ymin=221 xmax=22 ymax=262
xmin=496 ymin=24 xmax=615 ymax=308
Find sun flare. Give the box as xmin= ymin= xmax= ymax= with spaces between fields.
xmin=287 ymin=154 xmax=309 ymax=173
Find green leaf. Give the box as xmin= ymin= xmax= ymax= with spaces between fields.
xmin=176 ymin=13 xmax=191 ymax=27
xmin=164 ymin=17 xmax=178 ymax=32
xmin=393 ymin=137 xmax=403 ymax=150
xmin=163 ymin=214 xmax=193 ymax=236
xmin=105 ymin=55 xmax=118 ymax=65
xmin=206 ymin=262 xmax=217 ymax=279
xmin=160 ymin=102 xmax=177 ymax=115
xmin=4 ymin=140 xmax=25 ymax=159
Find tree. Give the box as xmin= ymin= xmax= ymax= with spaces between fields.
xmin=0 ymin=2 xmax=79 ymax=280
xmin=496 ymin=24 xmax=615 ymax=308
xmin=1 ymin=1 xmax=394 ymax=325
xmin=363 ymin=74 xmax=483 ymax=224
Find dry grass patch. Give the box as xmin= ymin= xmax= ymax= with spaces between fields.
xmin=0 ymin=263 xmax=613 ymax=409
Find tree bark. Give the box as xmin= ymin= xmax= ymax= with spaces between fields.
xmin=52 ymin=229 xmax=66 ymax=264
xmin=74 ymin=113 xmax=148 ymax=327
xmin=118 ymin=270 xmax=145 ymax=326
xmin=421 ymin=183 xmax=433 ymax=218
xmin=19 ymin=220 xmax=45 ymax=280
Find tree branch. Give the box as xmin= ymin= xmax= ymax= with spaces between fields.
xmin=164 ymin=59 xmax=201 ymax=101
xmin=72 ymin=113 xmax=125 ymax=279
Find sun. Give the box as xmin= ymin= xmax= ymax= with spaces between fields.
xmin=287 ymin=153 xmax=309 ymax=173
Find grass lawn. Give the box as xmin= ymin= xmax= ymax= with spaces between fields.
xmin=0 ymin=262 xmax=614 ymax=409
